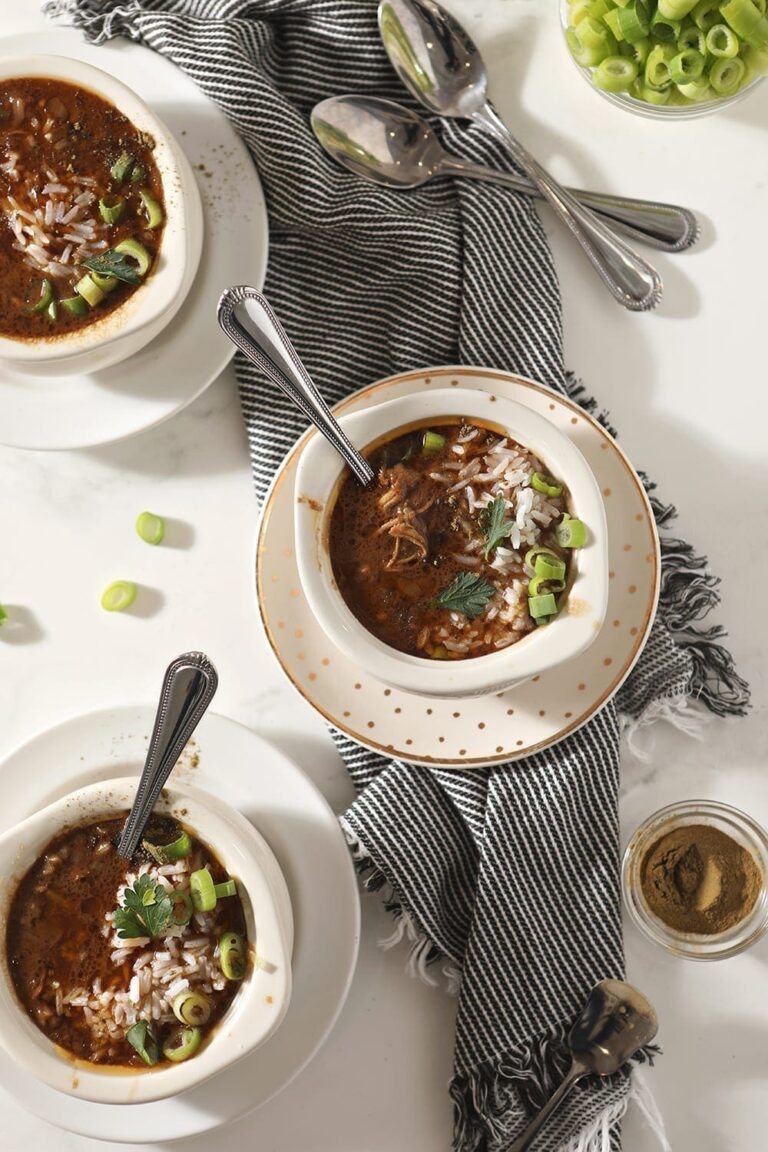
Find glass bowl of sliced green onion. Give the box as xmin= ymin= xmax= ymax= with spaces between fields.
xmin=561 ymin=0 xmax=766 ymax=118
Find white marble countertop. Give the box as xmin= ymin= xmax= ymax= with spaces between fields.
xmin=2 ymin=2 xmax=768 ymax=1150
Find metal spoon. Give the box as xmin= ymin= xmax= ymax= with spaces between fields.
xmin=116 ymin=652 xmax=219 ymax=859
xmin=312 ymin=95 xmax=698 ymax=254
xmin=217 ymin=286 xmax=374 ymax=487
xmin=507 ymin=979 xmax=658 ymax=1152
xmin=378 ymin=0 xmax=663 ymax=311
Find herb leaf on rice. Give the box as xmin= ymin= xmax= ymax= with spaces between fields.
xmin=431 ymin=572 xmax=496 ymax=619
xmin=479 ymin=495 xmax=514 ymax=560
xmin=113 ymin=874 xmax=175 ymax=939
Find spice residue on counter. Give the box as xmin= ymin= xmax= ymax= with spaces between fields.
xmin=640 ymin=823 xmax=762 ymax=935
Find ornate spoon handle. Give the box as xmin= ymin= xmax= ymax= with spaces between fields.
xmin=117 ymin=652 xmax=218 ymax=858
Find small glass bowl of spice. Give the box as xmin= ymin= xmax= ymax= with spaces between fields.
xmin=622 ymin=800 xmax=768 ymax=960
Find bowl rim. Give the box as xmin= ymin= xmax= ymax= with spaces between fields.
xmin=293 ymin=386 xmax=609 ymax=698
xmin=0 ymin=776 xmax=292 ymax=1104
xmin=0 ymin=53 xmax=196 ymax=363
xmin=621 ymin=799 xmax=768 ymax=961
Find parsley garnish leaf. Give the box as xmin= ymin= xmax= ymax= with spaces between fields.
xmin=430 ymin=572 xmax=496 ymax=619
xmin=479 ymin=495 xmax=513 ymax=560
xmin=113 ymin=874 xmax=175 ymax=939
xmin=82 ymin=248 xmax=142 ymax=286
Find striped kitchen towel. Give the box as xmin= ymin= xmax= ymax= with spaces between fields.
xmin=47 ymin=1 xmax=749 ymax=1149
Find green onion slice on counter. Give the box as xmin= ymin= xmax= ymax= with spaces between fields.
xmin=219 ymin=932 xmax=247 ymax=981
xmin=555 ymin=516 xmax=588 ymax=548
xmin=100 ymin=581 xmax=137 ymax=612
xmin=531 ymin=471 xmax=564 ymax=498
xmin=126 ymin=1021 xmax=160 ymax=1066
xmin=162 ymin=1025 xmax=202 ymax=1063
xmin=136 ymin=510 xmax=166 ymax=545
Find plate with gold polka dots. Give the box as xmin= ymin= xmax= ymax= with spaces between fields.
xmin=255 ymin=366 xmax=660 ymax=768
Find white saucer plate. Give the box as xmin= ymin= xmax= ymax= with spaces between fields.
xmin=0 ymin=708 xmax=360 ymax=1143
xmin=256 ymin=366 xmax=661 ymax=768
xmin=0 ymin=30 xmax=268 ymax=450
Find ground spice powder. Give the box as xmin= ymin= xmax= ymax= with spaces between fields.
xmin=640 ymin=824 xmax=762 ymax=935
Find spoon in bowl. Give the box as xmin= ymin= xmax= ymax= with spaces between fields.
xmin=116 ymin=652 xmax=219 ymax=859
xmin=507 ymin=979 xmax=658 ymax=1152
xmin=312 ymin=95 xmax=698 ymax=254
xmin=378 ymin=0 xmax=663 ymax=311
xmin=217 ymin=286 xmax=374 ymax=487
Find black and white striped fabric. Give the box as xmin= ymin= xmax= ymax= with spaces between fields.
xmin=47 ymin=2 xmax=749 ymax=1148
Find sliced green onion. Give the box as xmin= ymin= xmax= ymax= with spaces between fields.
xmin=604 ymin=9 xmax=627 ymax=39
xmin=30 ymin=277 xmax=54 ymax=314
xmin=528 ymin=575 xmax=566 ymax=597
xmin=524 ymin=544 xmax=558 ymax=572
xmin=555 ymin=516 xmax=588 ymax=548
xmin=634 ymin=78 xmax=673 ymax=101
xmin=570 ymin=0 xmax=611 ymax=23
xmin=190 ymin=868 xmax=217 ymax=913
xmin=678 ymin=24 xmax=707 ymax=51
xmin=422 ymin=430 xmax=446 ymax=455
xmin=621 ymin=35 xmax=652 ymax=62
xmin=692 ymin=0 xmax=722 ymax=29
xmin=214 ymin=879 xmax=237 ymax=899
xmin=219 ymin=931 xmax=247 ymax=981
xmin=171 ymin=890 xmax=194 ymax=926
xmin=670 ymin=47 xmax=705 ymax=80
xmin=709 ymin=54 xmax=747 ymax=91
xmin=100 ymin=580 xmax=137 ymax=612
xmin=61 ymin=295 xmax=89 ymax=318
xmin=721 ymin=0 xmax=768 ymax=46
xmin=580 ymin=13 xmax=617 ymax=45
xmin=658 ymin=0 xmax=698 ymax=16
xmin=645 ymin=42 xmax=676 ymax=86
xmin=745 ymin=41 xmax=768 ymax=74
xmin=528 ymin=592 xmax=558 ymax=620
xmin=130 ymin=163 xmax=146 ymax=185
xmin=110 ymin=150 xmax=135 ymax=184
xmin=136 ymin=510 xmax=165 ymax=545
xmin=139 ymin=189 xmax=164 ymax=229
xmin=172 ymin=990 xmax=212 ymax=1027
xmin=114 ymin=238 xmax=152 ymax=277
xmin=143 ymin=830 xmax=192 ymax=863
xmin=126 ymin=1020 xmax=160 ymax=1066
xmin=534 ymin=552 xmax=567 ymax=582
xmin=162 ymin=1025 xmax=202 ymax=1063
xmin=706 ymin=23 xmax=740 ymax=55
xmin=595 ymin=53 xmax=639 ymax=88
xmin=650 ymin=10 xmax=681 ymax=39
xmin=75 ymin=274 xmax=105 ymax=308
xmin=46 ymin=299 xmax=58 ymax=323
xmin=677 ymin=76 xmax=713 ymax=98
xmin=91 ymin=271 xmax=118 ymax=294
xmin=531 ymin=471 xmax=564 ymax=498
xmin=0 ymin=605 xmax=7 ymax=625
xmin=567 ymin=24 xmax=616 ymax=64
xmin=616 ymin=1 xmax=650 ymax=41
xmin=99 ymin=196 xmax=125 ymax=225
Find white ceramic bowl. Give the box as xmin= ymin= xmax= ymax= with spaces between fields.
xmin=0 ymin=54 xmax=203 ymax=377
xmin=0 ymin=778 xmax=292 ymax=1105
xmin=294 ymin=387 xmax=609 ymax=698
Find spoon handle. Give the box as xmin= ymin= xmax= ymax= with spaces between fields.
xmin=504 ymin=1062 xmax=585 ymax=1152
xmin=471 ymin=104 xmax=662 ymax=311
xmin=437 ymin=155 xmax=698 ymax=253
xmin=116 ymin=652 xmax=219 ymax=859
xmin=217 ymin=287 xmax=374 ymax=487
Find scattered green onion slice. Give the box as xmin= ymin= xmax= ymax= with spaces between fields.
xmin=219 ymin=931 xmax=247 ymax=981
xmin=528 ymin=592 xmax=558 ymax=620
xmin=136 ymin=510 xmax=166 ymax=545
xmin=422 ymin=430 xmax=446 ymax=455
xmin=172 ymin=990 xmax=212 ymax=1027
xmin=143 ymin=830 xmax=192 ymax=863
xmin=555 ymin=517 xmax=588 ymax=548
xmin=528 ymin=575 xmax=566 ymax=597
xmin=190 ymin=868 xmax=217 ymax=913
xmin=531 ymin=471 xmax=564 ymax=498
xmin=171 ymin=890 xmax=194 ymax=926
xmin=99 ymin=196 xmax=126 ymax=225
xmin=524 ymin=544 xmax=559 ymax=572
xmin=110 ymin=151 xmax=135 ymax=184
xmin=61 ymin=295 xmax=89 ymax=318
xmin=214 ymin=879 xmax=237 ymax=899
xmin=100 ymin=580 xmax=137 ymax=612
xmin=114 ymin=238 xmax=152 ymax=277
xmin=75 ymin=274 xmax=105 ymax=309
xmin=162 ymin=1025 xmax=202 ymax=1063
xmin=139 ymin=189 xmax=164 ymax=229
xmin=30 ymin=277 xmax=54 ymax=314
xmin=126 ymin=1021 xmax=160 ymax=1066
xmin=534 ymin=552 xmax=567 ymax=582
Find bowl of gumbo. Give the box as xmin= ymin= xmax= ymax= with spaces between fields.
xmin=294 ymin=387 xmax=608 ymax=698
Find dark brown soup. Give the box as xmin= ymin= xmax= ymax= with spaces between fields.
xmin=0 ymin=77 xmax=165 ymax=340
xmin=5 ymin=815 xmax=247 ymax=1068
xmin=329 ymin=419 xmax=581 ymax=659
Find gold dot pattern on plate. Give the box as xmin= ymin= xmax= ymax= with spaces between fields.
xmin=256 ymin=367 xmax=659 ymax=768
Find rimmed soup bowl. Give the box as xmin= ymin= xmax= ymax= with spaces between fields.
xmin=0 ymin=777 xmax=292 ymax=1104
xmin=0 ymin=54 xmax=203 ymax=377
xmin=294 ymin=386 xmax=609 ymax=699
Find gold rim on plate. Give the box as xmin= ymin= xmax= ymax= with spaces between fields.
xmin=255 ymin=367 xmax=661 ymax=768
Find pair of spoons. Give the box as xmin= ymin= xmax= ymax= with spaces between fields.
xmin=117 ymin=662 xmax=657 ymax=1152
xmin=312 ymin=0 xmax=700 ymax=311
